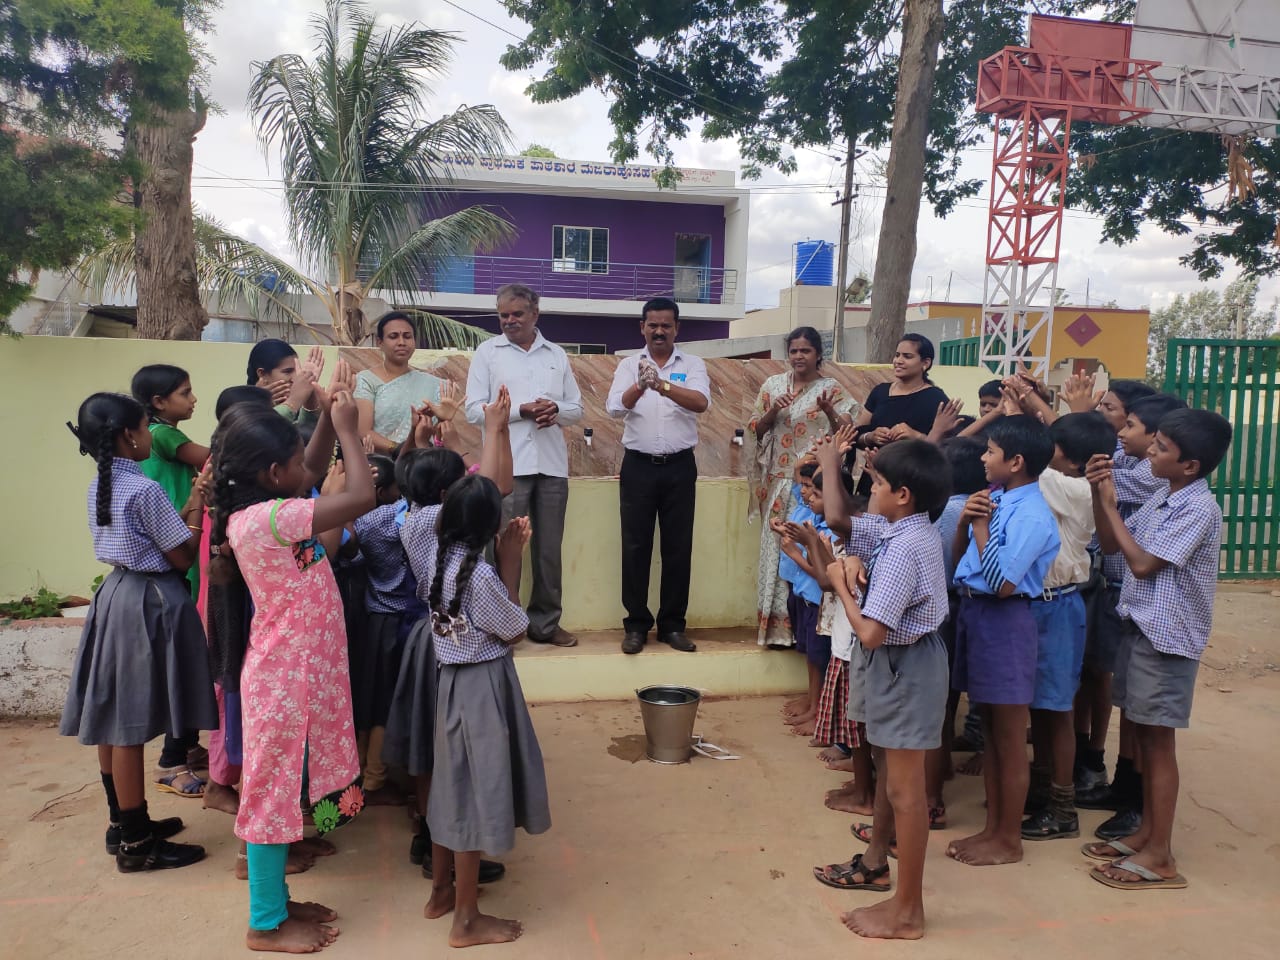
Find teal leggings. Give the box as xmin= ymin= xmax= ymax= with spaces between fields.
xmin=247 ymin=842 xmax=291 ymax=931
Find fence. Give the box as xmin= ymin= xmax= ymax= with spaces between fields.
xmin=939 ymin=336 xmax=982 ymax=368
xmin=1163 ymin=338 xmax=1280 ymax=578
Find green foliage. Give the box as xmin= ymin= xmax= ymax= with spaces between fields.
xmin=1147 ymin=277 xmax=1280 ymax=383
xmin=520 ymin=143 xmax=558 ymax=158
xmin=91 ymin=573 xmax=104 ymax=594
xmin=247 ymin=0 xmax=515 ymax=342
xmin=0 ymin=588 xmax=66 ymax=620
xmin=0 ymin=130 xmax=134 ymax=328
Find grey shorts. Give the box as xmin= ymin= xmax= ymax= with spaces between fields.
xmin=1085 ymin=583 xmax=1124 ymax=672
xmin=860 ymin=632 xmax=948 ymax=751
xmin=846 ymin=644 xmax=868 ymax=724
xmin=1112 ymin=619 xmax=1199 ymax=728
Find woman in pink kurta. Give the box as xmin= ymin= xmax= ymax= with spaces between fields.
xmin=229 ymin=497 xmax=361 ymax=845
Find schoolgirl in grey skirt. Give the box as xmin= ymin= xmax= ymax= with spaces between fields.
xmin=61 ymin=393 xmax=217 ymax=873
xmin=409 ymin=473 xmax=549 ymax=947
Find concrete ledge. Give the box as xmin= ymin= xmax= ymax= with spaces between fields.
xmin=0 ymin=617 xmax=82 ymax=717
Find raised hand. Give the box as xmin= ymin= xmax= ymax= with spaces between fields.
xmin=268 ymin=379 xmax=292 ymax=406
xmin=815 ymin=387 xmax=838 ymax=416
xmin=320 ymin=460 xmax=347 ymax=496
xmin=484 ymin=384 xmax=511 ymax=432
xmin=1061 ymin=370 xmax=1104 ymax=413
xmin=930 ymin=397 xmax=964 ymax=438
xmin=768 ymin=516 xmax=789 ymax=537
xmin=999 ymin=383 xmax=1024 ymax=417
xmin=834 ymin=421 xmax=858 ymax=454
xmin=361 ymin=434 xmax=376 ymax=456
xmin=438 ymin=417 xmax=465 ymax=453
xmin=302 ymin=345 xmax=325 ymax=384
xmin=430 ymin=380 xmax=463 ymax=422
xmin=330 ymin=389 xmax=359 ymax=435
xmin=497 ymin=515 xmax=532 ymax=559
xmin=771 ymin=391 xmax=796 ymax=414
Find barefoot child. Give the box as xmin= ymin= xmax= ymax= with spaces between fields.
xmin=814 ymin=438 xmax=951 ymax=940
xmin=417 ymin=475 xmax=552 ymax=947
xmin=948 ymin=415 xmax=1060 ymax=867
xmin=1020 ymin=413 xmax=1116 ymax=842
xmin=1082 ymin=408 xmax=1231 ymax=890
xmin=211 ymin=391 xmax=374 ymax=953
xmin=61 ymin=393 xmax=217 ymax=871
xmin=772 ymin=457 xmax=825 ymax=734
xmin=131 ymin=363 xmax=214 ymax=796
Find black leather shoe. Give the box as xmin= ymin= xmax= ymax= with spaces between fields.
xmin=1021 ymin=809 xmax=1080 ymax=841
xmin=423 ymin=858 xmax=506 ymax=884
xmin=116 ymin=835 xmax=206 ymax=872
xmin=529 ymin=628 xmax=578 ymax=647
xmin=1095 ymin=808 xmax=1142 ymax=841
xmin=1076 ymin=782 xmax=1123 ymax=810
xmin=106 ymin=817 xmax=185 ymax=855
xmin=410 ymin=829 xmax=429 ymax=865
xmin=1074 ymin=765 xmax=1109 ymax=795
xmin=659 ymin=631 xmax=696 ymax=652
xmin=621 ymin=631 xmax=647 ymax=654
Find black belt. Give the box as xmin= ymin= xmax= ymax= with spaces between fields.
xmin=625 ymin=447 xmax=694 ymax=465
xmin=958 ymin=585 xmax=1031 ymax=601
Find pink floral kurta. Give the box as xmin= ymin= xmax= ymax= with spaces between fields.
xmin=229 ymin=498 xmax=360 ymax=845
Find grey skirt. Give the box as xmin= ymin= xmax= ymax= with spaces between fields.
xmin=382 ymin=617 xmax=437 ymax=776
xmin=60 ymin=568 xmax=217 ymax=746
xmin=427 ymin=655 xmax=551 ymax=856
xmin=351 ymin=611 xmax=407 ymax=731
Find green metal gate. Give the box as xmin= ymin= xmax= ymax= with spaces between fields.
xmin=1163 ymin=338 xmax=1280 ymax=578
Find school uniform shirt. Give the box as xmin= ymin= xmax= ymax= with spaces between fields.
xmin=464 ymin=331 xmax=584 ymax=478
xmin=846 ymin=513 xmax=948 ymax=645
xmin=605 ymin=347 xmax=710 ymax=455
xmin=400 ymin=503 xmax=443 ymax=606
xmin=1103 ymin=457 xmax=1168 ymax=584
xmin=954 ymin=482 xmax=1061 ymax=597
xmin=424 ymin=544 xmax=529 ymax=666
xmin=933 ymin=493 xmax=968 ymax=585
xmin=1117 ymin=478 xmax=1222 ymax=660
xmin=353 ymin=501 xmax=414 ymax=614
xmin=1037 ymin=468 xmax=1094 ymax=589
xmin=778 ymin=499 xmax=826 ymax=605
xmin=87 ymin=458 xmax=190 ymax=572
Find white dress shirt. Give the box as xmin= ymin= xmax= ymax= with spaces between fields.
xmin=605 ymin=347 xmax=710 ymax=455
xmin=1037 ymin=467 xmax=1094 ymax=589
xmin=465 ymin=331 xmax=584 ymax=478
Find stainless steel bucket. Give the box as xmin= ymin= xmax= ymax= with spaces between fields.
xmin=636 ymin=684 xmax=702 ymax=763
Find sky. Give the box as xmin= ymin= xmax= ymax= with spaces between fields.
xmin=189 ymin=0 xmax=1280 ymax=321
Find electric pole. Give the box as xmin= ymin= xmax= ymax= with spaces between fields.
xmin=832 ymin=139 xmax=856 ymax=362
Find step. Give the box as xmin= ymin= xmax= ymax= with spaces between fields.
xmin=512 ymin=628 xmax=808 ymax=703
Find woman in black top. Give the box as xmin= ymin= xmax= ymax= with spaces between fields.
xmin=851 ymin=334 xmax=949 ymax=494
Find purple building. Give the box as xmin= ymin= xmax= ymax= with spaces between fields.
xmin=418 ymin=156 xmax=749 ymax=354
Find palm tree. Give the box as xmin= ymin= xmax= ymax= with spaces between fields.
xmin=247 ymin=0 xmax=515 ymax=345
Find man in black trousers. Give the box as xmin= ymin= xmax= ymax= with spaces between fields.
xmin=606 ymin=297 xmax=710 ymax=654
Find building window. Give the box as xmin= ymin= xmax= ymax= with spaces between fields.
xmin=561 ymin=343 xmax=608 ymax=355
xmin=552 ymin=226 xmax=609 ymax=274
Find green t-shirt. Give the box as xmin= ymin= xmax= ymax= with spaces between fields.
xmin=141 ymin=421 xmax=199 ymax=596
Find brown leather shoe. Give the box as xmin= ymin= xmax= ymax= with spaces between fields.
xmin=621 ymin=631 xmax=647 ymax=654
xmin=659 ymin=631 xmax=696 ymax=652
xmin=530 ymin=627 xmax=578 ymax=647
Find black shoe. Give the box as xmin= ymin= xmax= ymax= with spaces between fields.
xmin=621 ymin=631 xmax=647 ymax=655
xmin=1023 ymin=790 xmax=1049 ymax=815
xmin=1094 ymin=808 xmax=1142 ymax=841
xmin=116 ymin=834 xmax=206 ymax=872
xmin=1021 ymin=809 xmax=1080 ymax=841
xmin=1076 ymin=782 xmax=1123 ymax=811
xmin=529 ymin=628 xmax=578 ymax=647
xmin=422 ymin=858 xmax=506 ymax=884
xmin=1074 ymin=765 xmax=1109 ymax=795
xmin=410 ymin=829 xmax=429 ymax=865
xmin=106 ymin=817 xmax=185 ymax=855
xmin=658 ymin=631 xmax=696 ymax=652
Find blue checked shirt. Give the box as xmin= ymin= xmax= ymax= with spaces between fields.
xmin=353 ymin=501 xmax=415 ymax=614
xmin=1102 ymin=457 xmax=1168 ymax=584
xmin=401 ymin=503 xmax=442 ymax=606
xmin=954 ymin=482 xmax=1060 ymax=597
xmin=86 ymin=458 xmax=191 ymax=572
xmin=846 ymin=513 xmax=949 ymax=645
xmin=1117 ymin=478 xmax=1222 ymax=660
xmin=421 ymin=543 xmax=529 ymax=665
xmin=933 ymin=494 xmax=968 ymax=585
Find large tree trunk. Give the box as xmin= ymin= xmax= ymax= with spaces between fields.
xmin=865 ymin=0 xmax=945 ymax=364
xmin=130 ymin=103 xmax=208 ymax=340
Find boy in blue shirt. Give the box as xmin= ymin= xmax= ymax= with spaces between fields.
xmin=814 ymin=437 xmax=951 ymax=940
xmin=947 ymin=415 xmax=1061 ymax=867
xmin=1083 ymin=408 xmax=1231 ymax=889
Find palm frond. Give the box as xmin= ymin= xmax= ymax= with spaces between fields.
xmin=393 ymin=308 xmax=492 ymax=350
xmin=364 ymin=207 xmax=516 ymax=297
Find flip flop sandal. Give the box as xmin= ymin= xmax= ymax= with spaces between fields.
xmin=1080 ymin=839 xmax=1139 ymax=862
xmin=155 ymin=766 xmax=206 ymax=798
xmin=929 ymin=806 xmax=947 ymax=830
xmin=1090 ymin=858 xmax=1188 ymax=891
xmin=812 ymin=853 xmax=892 ymax=891
xmin=849 ymin=822 xmax=898 ymax=859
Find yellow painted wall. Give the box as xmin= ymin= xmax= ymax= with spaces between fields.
xmin=940 ymin=303 xmax=1150 ymax=379
xmin=0 ymin=336 xmax=987 ymax=627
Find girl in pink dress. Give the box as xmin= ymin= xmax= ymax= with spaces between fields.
xmin=209 ymin=390 xmax=375 ymax=955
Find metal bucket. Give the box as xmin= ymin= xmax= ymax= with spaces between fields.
xmin=636 ymin=684 xmax=702 ymax=764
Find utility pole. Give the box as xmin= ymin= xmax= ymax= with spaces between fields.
xmin=832 ymin=139 xmax=856 ymax=362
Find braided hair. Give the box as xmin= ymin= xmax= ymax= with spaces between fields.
xmin=399 ymin=448 xmax=466 ymax=508
xmin=207 ymin=405 xmax=303 ymax=584
xmin=67 ymin=393 xmax=147 ymax=527
xmin=130 ymin=364 xmax=190 ymax=420
xmin=427 ymin=475 xmax=502 ymax=632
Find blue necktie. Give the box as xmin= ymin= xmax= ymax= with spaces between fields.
xmin=980 ymin=497 xmax=1004 ymax=593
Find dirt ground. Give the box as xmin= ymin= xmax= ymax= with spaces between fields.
xmin=2 ymin=584 xmax=1278 ymax=959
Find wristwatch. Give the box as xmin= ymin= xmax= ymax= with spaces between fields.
xmin=661 ymin=381 xmax=672 ymax=394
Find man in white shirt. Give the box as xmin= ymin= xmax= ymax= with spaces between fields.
xmin=465 ymin=283 xmax=584 ymax=646
xmin=605 ymin=298 xmax=710 ymax=654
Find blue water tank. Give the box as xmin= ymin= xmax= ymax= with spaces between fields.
xmin=795 ymin=240 xmax=834 ymax=286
